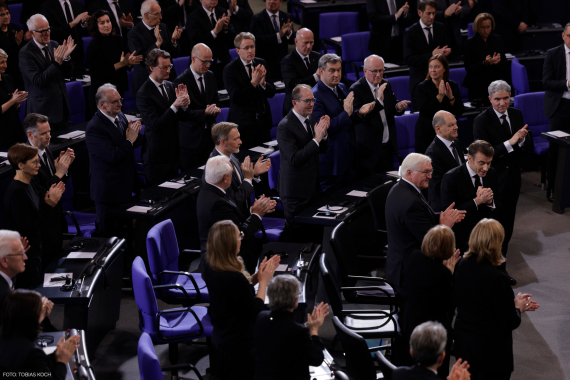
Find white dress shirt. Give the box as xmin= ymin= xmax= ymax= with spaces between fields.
xmin=436 ymin=134 xmax=456 ymax=158
xmin=563 ymin=44 xmax=570 ymax=99
xmin=266 ymin=10 xmax=292 ymax=44
xmin=419 ymin=20 xmax=433 ymax=44
xmin=59 ymin=0 xmax=75 ymax=22
xmin=492 ymin=108 xmax=525 ymax=153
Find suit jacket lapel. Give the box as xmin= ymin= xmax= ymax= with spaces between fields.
xmin=436 ymin=137 xmax=458 ymax=167
xmin=98 ymin=111 xmax=124 ymax=139
xmin=293 ymin=49 xmax=310 ymax=76
xmin=185 ymin=71 xmax=204 ymax=106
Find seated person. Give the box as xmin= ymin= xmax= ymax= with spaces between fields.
xmin=0 ymin=230 xmax=28 ymax=306
xmin=254 ymin=275 xmax=329 ymax=380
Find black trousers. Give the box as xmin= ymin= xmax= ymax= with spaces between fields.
xmin=547 ymin=98 xmax=570 ymax=191
xmin=180 ymin=129 xmax=215 ymax=170
xmin=144 ymin=162 xmax=179 ymax=186
xmin=497 ymin=167 xmax=521 ymax=260
xmin=215 ymin=342 xmax=255 ymax=380
xmin=281 ymin=191 xmax=319 ymax=243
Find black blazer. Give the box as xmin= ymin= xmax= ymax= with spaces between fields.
xmin=173 ymin=69 xmax=220 ymax=150
xmin=367 ymin=0 xmax=412 ymax=57
xmin=425 ymin=136 xmax=465 ymax=212
xmin=441 ymin=164 xmax=499 ymax=252
xmin=41 ymin=0 xmax=86 ymax=45
xmin=127 ymin=21 xmax=180 ymax=96
xmin=403 ymin=22 xmax=449 ymax=93
xmin=0 ymin=275 xmax=10 ymax=307
xmin=280 ymin=49 xmax=321 ymax=116
xmin=385 ymin=180 xmax=437 ymax=295
xmin=250 ymin=10 xmax=296 ymax=79
xmin=218 ymin=0 xmax=254 ymax=34
xmin=350 ymin=77 xmax=404 ymax=169
xmin=543 ymin=44 xmax=568 ymax=118
xmin=0 ymin=24 xmax=26 ymax=89
xmin=414 ymin=79 xmax=464 ymax=154
xmin=277 ymin=109 xmax=328 ymax=199
xmin=254 ymin=310 xmax=325 ymax=380
xmin=462 ymin=34 xmax=507 ymax=95
xmin=19 ymin=40 xmax=72 ymax=124
xmin=392 ymin=364 xmax=441 ymax=380
xmin=490 ymin=0 xmax=529 ymax=43
xmin=88 ymin=0 xmax=133 ymax=39
xmin=0 ymin=74 xmax=26 ymax=150
xmin=454 ymin=255 xmax=521 ymax=375
xmin=224 ymin=57 xmax=276 ymax=135
xmin=85 ymin=111 xmax=144 ymax=203
xmin=0 ymin=335 xmax=66 ymax=378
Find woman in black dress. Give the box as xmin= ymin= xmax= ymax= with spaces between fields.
xmin=454 ymin=219 xmax=540 ymax=380
xmin=0 ymin=3 xmax=31 ymax=89
xmin=414 ymin=54 xmax=465 ymax=154
xmin=462 ymin=13 xmax=507 ymax=107
xmin=3 ymin=144 xmax=65 ymax=289
xmin=202 ymin=220 xmax=280 ymax=380
xmin=0 ymin=48 xmax=27 ymax=150
xmin=86 ymin=10 xmax=142 ymax=113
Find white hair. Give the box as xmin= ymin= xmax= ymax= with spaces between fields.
xmin=141 ymin=0 xmax=158 ymax=16
xmin=488 ymin=80 xmax=511 ymax=97
xmin=401 ymin=153 xmax=431 ymax=177
xmin=95 ymin=83 xmax=118 ymax=110
xmin=0 ymin=230 xmax=21 ymax=260
xmin=26 ymin=14 xmax=48 ymax=32
xmin=205 ymin=156 xmax=232 ymax=184
xmin=363 ymin=54 xmax=385 ymax=67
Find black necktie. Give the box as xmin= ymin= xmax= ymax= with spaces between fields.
xmin=114 ymin=118 xmax=124 ymax=134
xmin=198 ymin=76 xmax=207 ymax=102
xmin=271 ymin=14 xmax=279 ymax=33
xmin=63 ymin=0 xmax=73 ymax=23
xmin=473 ymin=174 xmax=482 ymax=189
xmin=500 ymin=114 xmax=511 ymax=135
xmin=42 ymin=46 xmax=52 ymax=65
xmin=41 ymin=153 xmax=53 ymax=176
xmin=304 ymin=119 xmax=313 ymax=139
xmin=450 ymin=142 xmax=461 ymax=166
xmin=113 ymin=1 xmax=123 ymax=35
xmin=210 ymin=13 xmax=216 ymax=29
xmin=159 ymin=84 xmax=169 ymax=101
xmin=424 ymin=27 xmax=433 ymax=45
xmin=230 ymin=157 xmax=242 ymax=183
xmin=303 ymin=57 xmax=310 ymax=70
xmin=246 ymin=64 xmax=252 ymax=79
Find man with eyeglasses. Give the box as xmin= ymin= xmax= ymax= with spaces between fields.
xmin=86 ymin=83 xmax=144 ymax=237
xmin=19 ymin=14 xmax=76 ymax=131
xmin=0 ymin=230 xmax=28 ymax=305
xmin=350 ymin=54 xmax=411 ymax=177
xmin=173 ymin=43 xmax=221 ymax=169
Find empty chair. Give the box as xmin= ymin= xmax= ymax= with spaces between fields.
xmin=511 ymin=57 xmax=530 ymax=95
xmin=319 ymin=12 xmax=359 ymax=55
xmin=269 ymin=92 xmax=286 ymax=129
xmin=216 ymin=107 xmax=229 ymax=123
xmin=122 ymin=69 xmax=137 ymax=111
xmin=366 ymin=180 xmax=397 ymax=253
xmin=146 ymin=219 xmax=209 ymax=305
xmin=375 ymin=349 xmax=397 ymax=380
xmin=395 ymin=113 xmax=419 ymax=160
xmin=173 ymin=56 xmax=190 ymax=76
xmin=341 ymin=32 xmax=371 ymax=81
xmin=82 ymin=37 xmax=92 ymax=69
xmin=66 ymin=81 xmax=86 ymax=125
xmin=7 ymin=4 xmax=22 ymax=28
xmin=60 ymin=177 xmax=96 ymax=238
xmin=385 ymin=76 xmax=412 ymax=111
xmin=449 ymin=68 xmax=469 ymax=103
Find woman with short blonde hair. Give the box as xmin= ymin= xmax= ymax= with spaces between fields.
xmin=464 ymin=218 xmax=505 ymax=266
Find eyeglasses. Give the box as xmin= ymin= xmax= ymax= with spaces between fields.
xmin=193 ymin=56 xmax=214 ymax=65
xmin=29 ymin=159 xmax=41 ymax=166
xmin=104 ymin=98 xmax=123 ymax=105
xmin=157 ymin=64 xmax=173 ymax=70
xmin=239 ymin=231 xmax=244 ymax=240
xmin=416 ymin=169 xmax=433 ymax=176
xmin=365 ymin=68 xmax=384 ymax=74
xmin=237 ymin=45 xmax=256 ymax=51
xmin=5 ymin=253 xmax=24 ymax=258
xmin=33 ymin=27 xmax=51 ymax=36
xmin=296 ymin=98 xmax=317 ymax=105
xmin=0 ymin=11 xmax=10 ymax=18
xmin=146 ymin=11 xmax=163 ymax=16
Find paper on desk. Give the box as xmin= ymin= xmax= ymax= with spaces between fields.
xmin=249 ymin=146 xmax=273 ymax=154
xmin=0 ymin=152 xmax=6 ymax=157
xmin=346 ymin=190 xmax=368 ymax=197
xmin=274 ymin=81 xmax=286 ymax=89
xmin=67 ymin=251 xmax=97 ymax=259
xmin=198 ymin=165 xmax=205 ymax=170
xmin=218 ymin=89 xmax=228 ymax=95
xmin=464 ymin=102 xmax=474 ymax=108
xmin=75 ymin=75 xmax=91 ymax=83
xmin=276 ymin=264 xmax=288 ymax=272
xmin=159 ymin=181 xmax=185 ymax=189
xmin=505 ymin=53 xmax=515 ymax=59
xmin=43 ymin=346 xmax=57 ymax=355
xmin=58 ymin=130 xmax=85 ymax=139
xmin=331 ymin=36 xmax=342 ymax=42
xmin=317 ymin=206 xmax=347 ymax=214
xmin=546 ymin=130 xmax=570 ymax=138
xmin=263 ymin=140 xmax=278 ymax=146
xmin=127 ymin=205 xmax=152 ymax=213
xmin=384 ymin=62 xmax=400 ymax=68
xmin=43 ymin=273 xmax=73 ymax=287
xmin=125 ymin=114 xmax=142 ymax=122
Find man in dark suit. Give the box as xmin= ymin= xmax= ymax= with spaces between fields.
xmin=197 ymin=155 xmax=275 ymax=271
xmin=433 ymin=0 xmax=472 ymax=54
xmin=250 ymin=0 xmax=295 ymax=80
xmin=41 ymin=0 xmax=90 ymax=77
xmin=160 ymin=0 xmax=197 ymax=56
xmin=186 ymin=0 xmax=236 ymax=89
xmin=218 ymin=0 xmax=254 ymax=34
xmin=425 ymin=110 xmax=465 ymax=212
xmin=367 ymin=0 xmax=412 ymax=64
xmin=224 ymin=32 xmax=276 ymax=149
xmin=473 ymin=80 xmax=533 ymax=284
xmin=128 ymin=0 xmax=182 ymax=96
xmin=542 ymin=26 xmax=570 ymax=202
xmin=173 ymin=43 xmax=222 ymax=170
xmin=0 ymin=230 xmax=27 ymax=306
xmin=350 ymin=54 xmax=410 ymax=176
xmin=403 ymin=0 xmax=450 ymax=111
xmin=441 ymin=140 xmax=500 ymax=253
xmin=88 ymin=0 xmax=134 ymax=42
xmin=280 ymin=28 xmax=321 ymax=116
xmin=86 ymin=84 xmax=144 ymax=236
xmin=137 ymin=48 xmax=191 ymax=185
xmin=490 ymin=0 xmax=529 ymax=52
xmin=277 ymin=85 xmax=329 ymax=240
xmin=385 ymin=153 xmax=464 ymax=296
xmin=20 ymin=15 xmax=74 ymax=131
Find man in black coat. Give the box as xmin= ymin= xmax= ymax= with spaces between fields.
xmin=218 ymin=0 xmax=254 ymax=34
xmin=277 ymin=85 xmax=329 ymax=241
xmin=350 ymin=54 xmax=410 ymax=176
xmin=173 ymin=43 xmax=222 ymax=170
xmin=367 ymin=0 xmax=412 ymax=64
xmin=490 ymin=0 xmax=529 ymax=52
xmin=88 ymin=0 xmax=134 ymax=41
xmin=186 ymin=0 xmax=236 ymax=89
xmin=137 ymin=49 xmax=191 ymax=185
xmin=86 ymin=84 xmax=144 ymax=236
xmin=473 ymin=80 xmax=533 ymax=284
xmin=441 ymin=140 xmax=500 ymax=253
xmin=542 ymin=28 xmax=570 ymax=202
xmin=0 ymin=230 xmax=27 ymax=306
xmin=128 ymin=0 xmax=182 ymax=96
xmin=280 ymin=28 xmax=321 ymax=117
xmin=224 ymin=32 xmax=276 ymax=149
xmin=403 ymin=0 xmax=450 ymax=111
xmin=250 ymin=0 xmax=295 ymax=80
xmin=425 ymin=110 xmax=465 ymax=212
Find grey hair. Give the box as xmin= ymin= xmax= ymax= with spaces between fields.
xmin=0 ymin=230 xmax=21 ymax=260
xmin=267 ymin=275 xmax=300 ymax=311
xmin=0 ymin=48 xmax=8 ymax=59
xmin=26 ymin=14 xmax=48 ymax=32
xmin=363 ymin=54 xmax=385 ymax=67
xmin=488 ymin=80 xmax=511 ymax=97
xmin=565 ymin=23 xmax=570 ymax=32
xmin=400 ymin=153 xmax=431 ymax=177
xmin=23 ymin=113 xmax=49 ymax=136
xmin=292 ymin=84 xmax=312 ymax=100
xmin=205 ymin=155 xmax=232 ymax=184
xmin=410 ymin=321 xmax=447 ymax=367
xmin=141 ymin=0 xmax=158 ymax=16
xmin=95 ymin=83 xmax=118 ymax=110
xmin=432 ymin=110 xmax=453 ymax=130
xmin=318 ymin=53 xmax=342 ymax=70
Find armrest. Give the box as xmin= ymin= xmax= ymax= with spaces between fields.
xmin=153 ymin=283 xmax=198 ymax=305
xmin=341 ymin=286 xmax=392 ymax=299
xmin=158 ymin=270 xmax=202 ymax=302
xmin=162 ymin=363 xmax=204 ymax=380
xmin=368 ymin=344 xmax=391 ymax=352
xmin=347 ymin=275 xmax=388 ymax=282
xmin=181 ymin=249 xmax=201 ymax=262
xmin=63 ymin=211 xmax=81 ymax=236
xmin=156 ymin=306 xmax=204 ymax=341
xmin=347 ymin=62 xmax=361 ymax=79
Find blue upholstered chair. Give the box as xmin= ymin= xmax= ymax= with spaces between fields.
xmin=468 ymin=22 xmax=475 ymax=38
xmin=65 ymin=81 xmax=86 ymax=125
xmin=172 ymin=56 xmax=190 ymax=76
xmin=449 ymin=67 xmax=469 ymax=103
xmin=216 ymin=107 xmax=229 ymax=123
xmin=395 ymin=113 xmax=419 ymax=160
xmin=60 ymin=177 xmax=96 ymax=238
xmin=7 ymin=4 xmax=22 ymax=28
xmin=341 ymin=32 xmax=371 ymax=82
xmin=319 ymin=12 xmax=359 ymax=55
xmin=385 ymin=76 xmax=412 ymax=111
xmin=511 ymin=57 xmax=530 ymax=95
xmin=122 ymin=69 xmax=137 ymax=111
xmin=82 ymin=37 xmax=92 ymax=69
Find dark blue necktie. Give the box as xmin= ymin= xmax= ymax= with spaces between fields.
xmin=272 ymin=15 xmax=279 ymax=33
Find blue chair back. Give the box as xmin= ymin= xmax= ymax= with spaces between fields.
xmin=511 ymin=57 xmax=530 ymax=95
xmin=7 ymin=4 xmax=22 ymax=28
xmin=146 ymin=219 xmax=180 ymax=285
xmin=65 ymin=81 xmax=86 ymax=125
xmin=132 ymin=256 xmax=160 ymax=336
xmin=229 ymin=48 xmax=238 ymax=61
xmin=269 ymin=93 xmax=285 ymax=128
xmin=138 ymin=333 xmax=164 ymax=380
xmin=513 ymin=92 xmax=549 ymax=154
xmin=82 ymin=37 xmax=92 ymax=68
xmin=267 ymin=150 xmax=280 ymax=190
xmin=319 ymin=12 xmax=359 ymax=54
xmin=449 ymin=67 xmax=469 ymax=102
xmin=173 ymin=56 xmax=190 ymax=75
xmin=123 ymin=69 xmax=137 ymax=111
xmin=216 ymin=107 xmax=229 ymax=123
xmin=385 ymin=76 xmax=411 ymax=111
xmin=395 ymin=113 xmax=419 ymax=160
xmin=341 ymin=32 xmax=371 ymax=80
xmin=468 ymin=23 xmax=475 ymax=38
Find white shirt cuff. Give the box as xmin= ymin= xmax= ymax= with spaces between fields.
xmin=211 ymin=30 xmax=217 ymax=39
xmin=473 ymin=199 xmax=478 ymax=210
xmin=232 ymin=5 xmax=239 ymax=14
xmin=504 ymin=140 xmax=514 ymax=153
xmin=276 ymin=32 xmax=282 ymax=44
xmin=170 ymin=105 xmax=178 ymax=113
xmin=253 ymin=176 xmax=261 ymax=183
xmin=313 ymin=138 xmax=319 ymax=146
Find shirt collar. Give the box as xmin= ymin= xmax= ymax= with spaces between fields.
xmin=240 ymin=57 xmax=253 ymax=66
xmin=190 ymin=67 xmax=202 ymax=80
xmin=29 ymin=140 xmax=46 ymax=156
xmin=466 ymin=162 xmax=478 ymax=178
xmin=208 ymin=182 xmax=226 ymax=194
xmin=33 ymin=37 xmax=47 ymax=50
xmin=100 ymin=110 xmax=118 ymax=124
xmin=402 ymin=178 xmax=423 ymax=195
xmin=203 ymin=6 xmax=214 ymax=17
xmin=296 ymin=48 xmax=309 ymax=60
xmin=0 ymin=270 xmax=12 ymax=290
xmin=492 ymin=107 xmax=507 ymax=119
xmin=322 ymin=80 xmax=337 ymax=93
xmin=148 ymin=75 xmax=164 ymax=88
xmin=292 ymin=109 xmax=309 ymax=125
xmin=215 ymin=147 xmax=231 ymax=159
xmin=142 ymin=20 xmax=154 ymax=30
xmin=365 ymin=78 xmax=379 ymax=91
xmin=419 ymin=20 xmax=432 ymax=30
xmin=436 ymin=134 xmax=454 ymax=148
xmin=266 ymin=9 xmax=278 ymax=17
xmin=565 ymin=44 xmax=570 ymax=55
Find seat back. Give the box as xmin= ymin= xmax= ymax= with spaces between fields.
xmin=367 ymin=180 xmax=396 ymax=235
xmin=267 ymin=150 xmax=280 ymax=190
xmin=449 ymin=68 xmax=468 ymax=102
xmin=132 ymin=256 xmax=160 ymax=335
xmin=65 ymin=81 xmax=86 ymax=125
xmin=216 ymin=107 xmax=229 ymax=123
xmin=319 ymin=254 xmax=343 ymax=315
xmin=7 ymin=4 xmax=22 ymax=28
xmin=467 ymin=23 xmax=475 ymax=38
xmin=374 ymin=351 xmax=396 ymax=380
xmin=395 ymin=113 xmax=418 ymax=159
xmin=123 ymin=69 xmax=137 ymax=111
xmin=331 ymin=316 xmax=378 ymax=380
xmin=82 ymin=37 xmax=92 ymax=68
xmin=229 ymin=48 xmax=238 ymax=61
xmin=173 ymin=56 xmax=190 ymax=75
xmin=319 ymin=12 xmax=359 ymax=54
xmin=137 ymin=333 xmax=164 ymax=380
xmin=341 ymin=32 xmax=371 ymax=78
xmin=513 ymin=92 xmax=548 ymax=141
xmin=146 ymin=219 xmax=180 ymax=285
xmin=385 ymin=76 xmax=411 ymax=111
xmin=511 ymin=57 xmax=530 ymax=95
xmin=269 ymin=93 xmax=285 ymax=128
xmin=329 ymin=221 xmax=354 ymax=280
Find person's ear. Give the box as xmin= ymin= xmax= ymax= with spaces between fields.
xmin=438 ymin=351 xmax=446 ymax=365
xmin=409 ymin=348 xmax=414 ymax=358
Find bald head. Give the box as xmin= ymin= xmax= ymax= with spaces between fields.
xmin=363 ymin=54 xmax=385 ymax=86
xmin=295 ymin=28 xmax=315 ymax=56
xmin=191 ymin=43 xmax=213 ymax=74
xmin=432 ymin=111 xmax=458 ymax=142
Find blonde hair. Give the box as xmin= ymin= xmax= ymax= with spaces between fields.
xmin=465 ymin=218 xmax=506 ymax=266
xmin=206 ymin=220 xmax=251 ymax=280
xmin=421 ymin=225 xmax=455 ymax=260
xmin=472 ymin=13 xmax=495 ymax=34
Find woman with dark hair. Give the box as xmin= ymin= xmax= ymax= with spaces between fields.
xmin=455 ymin=219 xmax=539 ymax=380
xmin=0 ymin=48 xmax=27 ymax=150
xmin=3 ymin=144 xmax=65 ymax=289
xmin=463 ymin=13 xmax=507 ymax=106
xmin=402 ymin=225 xmax=459 ymax=378
xmin=202 ymin=220 xmax=280 ymax=380
xmin=0 ymin=289 xmax=80 ymax=376
xmin=0 ymin=3 xmax=31 ymax=89
xmin=86 ymin=10 xmax=142 ymax=112
xmin=414 ymin=54 xmax=465 ymax=154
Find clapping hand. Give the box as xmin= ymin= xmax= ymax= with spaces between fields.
xmin=154 ymin=26 xmax=163 ymax=48
xmin=229 ymin=0 xmax=237 ymax=14
xmin=358 ymin=100 xmax=376 ymax=116
xmin=45 ymin=182 xmax=65 ymax=207
xmin=279 ymin=19 xmax=293 ymax=38
xmin=241 ymin=156 xmax=255 ymax=180
xmin=443 ymin=248 xmax=461 ymax=274
xmin=515 ymin=292 xmax=540 ymax=313
xmin=205 ymin=104 xmax=221 ymax=116
xmin=453 ymin=1 xmax=462 ymax=15
xmin=10 ymin=89 xmax=28 ymax=106
xmin=14 ymin=30 xmax=24 ymax=46
xmin=126 ymin=50 xmax=143 ymax=66
xmin=396 ymin=100 xmax=411 ymax=111
xmin=475 ymin=186 xmax=493 ymax=205
xmin=55 ymin=335 xmax=81 ymax=365
xmin=214 ymin=14 xmax=231 ymax=34
xmin=251 ymin=65 xmax=265 ymax=87
xmin=447 ymin=358 xmax=470 ymax=380
xmin=119 ymin=13 xmax=134 ymax=28
xmin=314 ymin=115 xmax=330 ymax=142
xmin=396 ymin=2 xmax=409 ymax=18
xmin=376 ymin=82 xmax=388 ymax=102
xmin=251 ymin=195 xmax=277 ymax=217
xmin=445 ymin=82 xmax=454 ymax=100
xmin=437 ymin=80 xmax=446 ymax=100
xmin=306 ymin=302 xmax=330 ymax=335
xmin=254 ymin=156 xmax=271 ymax=176
xmin=54 ymin=149 xmax=74 ymax=177
xmin=20 ymin=236 xmax=30 ymax=253
xmin=24 ymin=30 xmax=33 ymax=42
xmin=254 ymin=254 xmax=281 ymax=286
xmin=62 ymin=36 xmax=77 ymax=61
xmin=41 ymin=297 xmax=54 ymax=319
xmin=173 ymin=84 xmax=190 ymax=108
xmin=343 ymin=92 xmax=354 ymax=116
xmin=439 ymin=202 xmax=466 ymax=228
xmin=172 ymin=26 xmax=183 ymax=42
xmin=126 ymin=120 xmax=142 ymax=141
